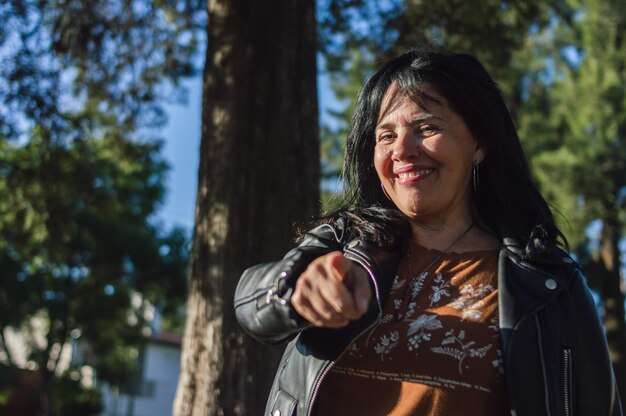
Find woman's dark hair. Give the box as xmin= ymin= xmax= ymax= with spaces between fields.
xmin=329 ymin=47 xmax=565 ymax=258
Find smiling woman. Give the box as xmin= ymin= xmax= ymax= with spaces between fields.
xmin=234 ymin=48 xmax=622 ymax=416
xmin=374 ymin=86 xmax=486 ymax=237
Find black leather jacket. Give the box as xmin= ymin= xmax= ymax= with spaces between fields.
xmin=234 ymin=222 xmax=622 ymax=416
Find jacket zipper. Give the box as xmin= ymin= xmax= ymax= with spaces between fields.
xmin=562 ymin=347 xmax=573 ymax=416
xmin=305 ymin=262 xmax=383 ymax=416
xmin=534 ymin=315 xmax=552 ymax=416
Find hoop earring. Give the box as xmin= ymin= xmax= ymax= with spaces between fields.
xmin=381 ymin=182 xmax=392 ymax=201
xmin=472 ymin=163 xmax=480 ymax=192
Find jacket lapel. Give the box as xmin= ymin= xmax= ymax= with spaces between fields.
xmin=498 ymin=239 xmax=574 ymax=354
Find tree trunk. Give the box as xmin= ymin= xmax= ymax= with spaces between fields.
xmin=174 ymin=1 xmax=319 ymax=415
xmin=599 ymin=212 xmax=626 ymax=404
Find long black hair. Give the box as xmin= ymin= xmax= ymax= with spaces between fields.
xmin=326 ymin=47 xmax=565 ymax=258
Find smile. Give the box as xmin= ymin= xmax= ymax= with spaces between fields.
xmin=397 ymin=169 xmax=433 ymax=179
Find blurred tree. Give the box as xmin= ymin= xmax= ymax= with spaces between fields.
xmin=0 ymin=1 xmax=202 ymax=414
xmin=173 ymin=0 xmax=319 ymax=414
xmin=527 ymin=0 xmax=626 ymax=401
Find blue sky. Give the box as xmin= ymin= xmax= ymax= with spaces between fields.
xmin=159 ymin=76 xmax=202 ymax=231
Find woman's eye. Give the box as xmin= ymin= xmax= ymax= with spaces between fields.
xmin=377 ymin=133 xmax=395 ymax=143
xmin=416 ymin=125 xmax=438 ymax=136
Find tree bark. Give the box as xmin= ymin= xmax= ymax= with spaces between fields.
xmin=599 ymin=211 xmax=626 ymax=403
xmin=174 ymin=1 xmax=319 ymax=415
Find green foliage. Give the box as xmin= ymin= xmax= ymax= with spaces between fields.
xmin=0 ymin=0 xmax=205 ymax=141
xmin=0 ymin=0 xmax=202 ymax=412
xmin=518 ymin=0 xmax=626 ymax=250
xmin=0 ymin=124 xmax=190 ymax=383
xmin=318 ymin=0 xmax=572 ymax=88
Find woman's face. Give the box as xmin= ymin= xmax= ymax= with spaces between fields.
xmin=374 ymin=85 xmax=485 ymax=225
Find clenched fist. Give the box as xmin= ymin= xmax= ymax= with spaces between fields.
xmin=291 ymin=251 xmax=372 ymax=328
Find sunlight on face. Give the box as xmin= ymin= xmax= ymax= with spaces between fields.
xmin=374 ymin=84 xmax=485 ymax=226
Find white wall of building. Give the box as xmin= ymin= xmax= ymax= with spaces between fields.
xmin=100 ymin=337 xmax=181 ymax=416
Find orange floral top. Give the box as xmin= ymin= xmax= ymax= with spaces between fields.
xmin=314 ymin=245 xmax=509 ymax=415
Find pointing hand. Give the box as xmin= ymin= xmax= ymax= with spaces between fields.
xmin=291 ymin=251 xmax=372 ymax=328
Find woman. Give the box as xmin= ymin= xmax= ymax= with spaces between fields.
xmin=234 ymin=49 xmax=621 ymax=415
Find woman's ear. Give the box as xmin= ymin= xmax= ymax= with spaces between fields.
xmin=474 ymin=146 xmax=486 ymax=164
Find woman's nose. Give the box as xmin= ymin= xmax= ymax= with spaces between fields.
xmin=391 ymin=130 xmax=419 ymax=160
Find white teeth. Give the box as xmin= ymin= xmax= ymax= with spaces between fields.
xmin=398 ymin=169 xmax=433 ymax=179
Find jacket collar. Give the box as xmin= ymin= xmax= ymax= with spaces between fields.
xmin=498 ymin=238 xmax=578 ymax=353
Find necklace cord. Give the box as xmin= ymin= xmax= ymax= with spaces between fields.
xmin=395 ymin=223 xmax=475 ymax=320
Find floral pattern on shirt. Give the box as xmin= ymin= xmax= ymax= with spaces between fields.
xmin=374 ymin=331 xmax=400 ymax=361
xmin=488 ymin=315 xmax=499 ymax=335
xmin=429 ymin=273 xmax=451 ymax=306
xmin=492 ymin=348 xmax=505 ymax=376
xmin=391 ymin=275 xmax=405 ymax=292
xmin=323 ymin=249 xmax=505 ymax=408
xmin=448 ymin=283 xmax=495 ymax=321
xmin=431 ymin=329 xmax=493 ymax=374
xmin=409 ymin=271 xmax=429 ymax=298
xmin=406 ymin=314 xmax=443 ymax=352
